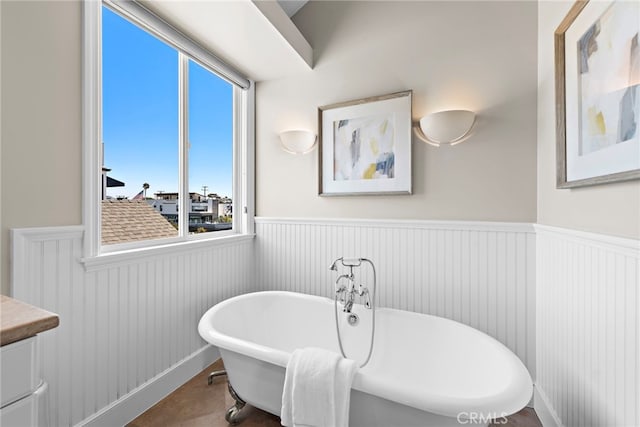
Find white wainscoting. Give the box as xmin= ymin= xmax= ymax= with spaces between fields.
xmin=11 ymin=227 xmax=254 ymax=427
xmin=534 ymin=225 xmax=640 ymax=427
xmin=254 ymin=217 xmax=537 ymax=376
xmin=14 ymin=219 xmax=635 ymax=427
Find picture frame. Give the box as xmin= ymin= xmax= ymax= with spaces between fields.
xmin=318 ymin=90 xmax=412 ymax=196
xmin=555 ymin=0 xmax=640 ymax=188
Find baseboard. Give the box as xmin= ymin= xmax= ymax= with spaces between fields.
xmin=78 ymin=345 xmax=220 ymax=427
xmin=533 ymin=385 xmax=563 ymax=427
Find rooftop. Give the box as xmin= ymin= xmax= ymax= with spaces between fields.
xmin=102 ymin=199 xmax=177 ymax=245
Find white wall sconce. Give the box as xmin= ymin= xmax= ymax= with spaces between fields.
xmin=279 ymin=130 xmax=317 ymax=154
xmin=414 ymin=110 xmax=476 ymax=147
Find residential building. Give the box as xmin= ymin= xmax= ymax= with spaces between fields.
xmin=151 ymin=192 xmax=232 ymax=231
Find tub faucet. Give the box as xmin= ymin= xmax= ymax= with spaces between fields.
xmin=329 ymin=257 xmax=377 ymax=368
xmin=334 ymin=268 xmax=366 ymax=313
xmin=335 ymin=273 xmax=355 ymax=311
xmin=330 ymin=257 xmax=374 ymax=313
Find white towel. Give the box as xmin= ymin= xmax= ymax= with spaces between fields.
xmin=281 ymin=347 xmax=358 ymax=427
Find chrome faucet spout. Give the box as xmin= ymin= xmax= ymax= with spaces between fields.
xmin=329 ymin=257 xmax=343 ymax=271
xmin=335 ymin=274 xmax=352 ymax=290
xmin=343 ymin=295 xmax=354 ymax=313
xmin=335 ymin=272 xmax=355 ymax=312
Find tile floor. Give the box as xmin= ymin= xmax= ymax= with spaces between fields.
xmin=128 ymin=359 xmax=542 ymax=427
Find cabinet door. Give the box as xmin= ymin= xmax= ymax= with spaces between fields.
xmin=1 ymin=336 xmax=40 ymax=408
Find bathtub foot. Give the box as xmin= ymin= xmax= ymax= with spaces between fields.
xmin=206 ymin=370 xmax=246 ymax=424
xmin=225 ymin=382 xmax=246 ymax=425
xmin=207 ymin=370 xmax=227 ymax=386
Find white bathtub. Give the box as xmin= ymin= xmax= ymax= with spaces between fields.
xmin=198 ymin=291 xmax=532 ymax=427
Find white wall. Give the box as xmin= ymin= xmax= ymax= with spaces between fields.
xmin=536 ymin=1 xmax=640 ymax=240
xmin=0 ymin=0 xmax=83 ymax=295
xmin=256 ymin=1 xmax=538 ymax=223
xmin=534 ymin=226 xmax=640 ymax=427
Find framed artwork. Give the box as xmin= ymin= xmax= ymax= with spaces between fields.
xmin=555 ymin=0 xmax=640 ymax=188
xmin=318 ymin=91 xmax=412 ymax=196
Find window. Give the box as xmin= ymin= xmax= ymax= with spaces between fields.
xmin=102 ymin=7 xmax=180 ymax=243
xmin=84 ymin=1 xmax=254 ymax=257
xmin=187 ymin=59 xmax=234 ymax=233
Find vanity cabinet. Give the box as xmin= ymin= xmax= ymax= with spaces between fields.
xmin=0 ymin=295 xmax=59 ymax=426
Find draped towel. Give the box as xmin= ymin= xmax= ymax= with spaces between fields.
xmin=281 ymin=347 xmax=358 ymax=427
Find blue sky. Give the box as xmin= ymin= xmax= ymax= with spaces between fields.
xmin=102 ymin=6 xmax=233 ymax=199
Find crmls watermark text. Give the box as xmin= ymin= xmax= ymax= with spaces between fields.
xmin=456 ymin=412 xmax=508 ymax=425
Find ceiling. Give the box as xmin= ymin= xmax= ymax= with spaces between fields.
xmin=141 ymin=0 xmax=313 ymax=82
xmin=277 ymin=0 xmax=309 ymax=17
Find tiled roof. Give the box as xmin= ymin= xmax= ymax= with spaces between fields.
xmin=102 ymin=200 xmax=177 ymax=245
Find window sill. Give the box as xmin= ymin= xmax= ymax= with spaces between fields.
xmin=80 ymin=233 xmax=255 ymax=272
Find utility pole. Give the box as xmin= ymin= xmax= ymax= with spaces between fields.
xmin=201 ymin=185 xmax=208 ymax=200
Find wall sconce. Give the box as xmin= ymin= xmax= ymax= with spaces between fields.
xmin=414 ymin=110 xmax=476 ymax=147
xmin=279 ymin=130 xmax=317 ymax=154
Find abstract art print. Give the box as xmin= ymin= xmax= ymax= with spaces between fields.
xmin=556 ymin=0 xmax=640 ymax=187
xmin=319 ymin=91 xmax=412 ymax=195
xmin=333 ymin=114 xmax=395 ymax=181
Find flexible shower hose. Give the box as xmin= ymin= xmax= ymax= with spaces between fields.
xmin=333 ymin=259 xmax=376 ymax=368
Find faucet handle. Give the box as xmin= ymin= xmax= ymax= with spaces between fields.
xmin=360 ymin=287 xmax=372 ymax=309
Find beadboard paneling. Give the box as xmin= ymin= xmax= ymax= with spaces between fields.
xmin=254 ymin=217 xmax=537 ymax=375
xmin=535 ymin=225 xmax=640 ymax=427
xmin=11 ymin=227 xmax=254 ymax=427
xmin=11 ymin=219 xmax=638 ymax=427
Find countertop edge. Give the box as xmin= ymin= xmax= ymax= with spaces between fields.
xmin=1 ymin=295 xmax=60 ymax=346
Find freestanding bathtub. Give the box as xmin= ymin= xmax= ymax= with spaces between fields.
xmin=198 ymin=291 xmax=532 ymax=427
